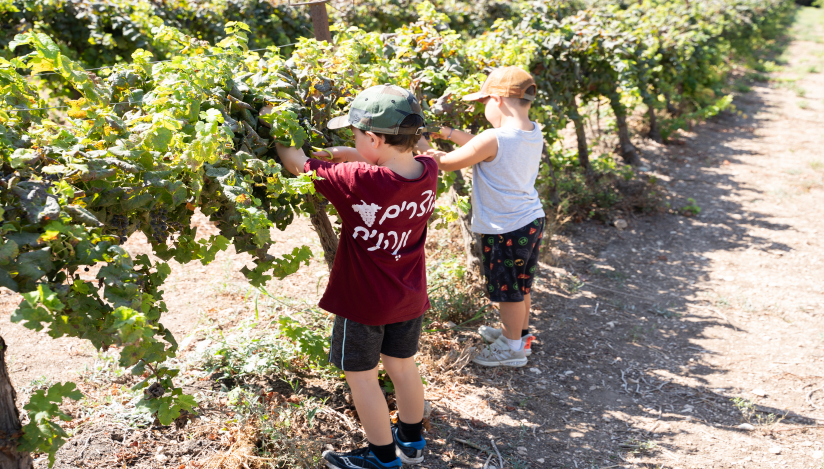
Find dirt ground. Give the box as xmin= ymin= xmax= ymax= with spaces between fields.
xmin=2 ymin=9 xmax=824 ymax=469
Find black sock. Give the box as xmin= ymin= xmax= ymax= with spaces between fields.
xmin=397 ymin=419 xmax=423 ymax=443
xmin=521 ymin=328 xmax=530 ymax=338
xmin=368 ymin=442 xmax=397 ymax=464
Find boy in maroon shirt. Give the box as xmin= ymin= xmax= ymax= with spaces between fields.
xmin=276 ymin=85 xmax=436 ymax=469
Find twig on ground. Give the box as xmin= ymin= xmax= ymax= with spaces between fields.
xmin=490 ymin=438 xmax=504 ymax=469
xmin=77 ymin=435 xmax=92 ymax=460
xmin=806 ymin=386 xmax=822 ymax=410
xmin=620 ymin=370 xmax=628 ymax=393
xmin=455 ymin=435 xmax=498 ymax=467
xmin=454 ymin=438 xmax=486 ymax=452
xmin=700 ymin=306 xmax=738 ymax=331
xmin=321 ymin=407 xmax=355 ymax=431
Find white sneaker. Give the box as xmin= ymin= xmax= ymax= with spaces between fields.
xmin=478 ymin=325 xmax=503 ymax=343
xmin=472 ymin=336 xmax=528 ymax=367
xmin=477 ymin=326 xmax=534 ymax=356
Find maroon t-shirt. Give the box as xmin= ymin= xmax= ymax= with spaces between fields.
xmin=305 ymin=155 xmax=438 ymax=326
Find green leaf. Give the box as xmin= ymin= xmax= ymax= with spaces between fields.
xmin=0 ymin=239 xmax=19 ymax=265
xmin=0 ymin=267 xmax=17 ymax=292
xmin=157 ymin=399 xmax=179 ymax=426
xmin=121 ymin=193 xmax=153 ymax=211
xmin=18 ymin=382 xmax=82 ymax=466
xmin=16 ymin=248 xmax=54 ymax=282
xmin=144 ymin=127 xmax=173 ymax=152
xmin=176 ymin=394 xmax=198 ymax=410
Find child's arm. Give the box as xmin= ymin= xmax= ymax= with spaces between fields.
xmin=275 ymin=143 xmax=309 ymax=175
xmin=417 ymin=129 xmax=498 ymax=172
xmin=435 ymin=126 xmax=475 ymax=147
xmin=275 ymin=144 xmax=368 ymax=176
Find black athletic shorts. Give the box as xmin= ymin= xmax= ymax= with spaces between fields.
xmin=328 ymin=314 xmax=423 ymax=372
xmin=480 ymin=217 xmax=544 ymax=303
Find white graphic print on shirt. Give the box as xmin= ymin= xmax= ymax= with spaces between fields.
xmin=352 ymin=190 xmax=435 ymax=260
xmin=351 ymin=200 xmax=382 ymax=227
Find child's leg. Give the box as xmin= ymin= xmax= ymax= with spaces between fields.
xmin=381 ymin=354 xmax=424 ymax=424
xmin=344 ymin=367 xmax=393 ymax=446
xmin=523 ymin=292 xmax=531 ymax=331
xmin=499 ymin=300 xmax=528 ymax=340
xmin=379 ymin=318 xmax=428 ymax=464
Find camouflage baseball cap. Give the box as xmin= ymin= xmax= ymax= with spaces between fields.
xmin=327 ymin=84 xmax=425 ymax=135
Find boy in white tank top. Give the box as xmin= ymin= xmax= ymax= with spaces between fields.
xmin=418 ymin=67 xmax=545 ymax=367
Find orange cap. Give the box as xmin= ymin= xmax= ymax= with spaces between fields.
xmin=463 ymin=66 xmax=537 ymax=102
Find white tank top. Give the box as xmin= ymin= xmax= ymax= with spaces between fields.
xmin=470 ymin=122 xmax=546 ymax=234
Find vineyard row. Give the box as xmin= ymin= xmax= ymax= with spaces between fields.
xmin=0 ymin=0 xmax=793 ymax=463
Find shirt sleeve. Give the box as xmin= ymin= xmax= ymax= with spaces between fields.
xmin=304 ymin=158 xmax=356 ymax=208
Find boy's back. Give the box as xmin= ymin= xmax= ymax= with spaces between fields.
xmin=307 ymin=155 xmax=438 ymax=326
xmin=277 ymin=84 xmax=438 ymax=469
xmin=471 ymin=124 xmax=545 ymax=235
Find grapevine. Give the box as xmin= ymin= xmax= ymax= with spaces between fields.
xmin=0 ymin=0 xmax=794 ymax=465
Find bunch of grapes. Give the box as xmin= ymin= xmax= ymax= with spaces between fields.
xmin=109 ymin=214 xmax=129 ymax=244
xmin=149 ymin=208 xmax=169 ymax=244
xmin=271 ymin=204 xmax=294 ymax=231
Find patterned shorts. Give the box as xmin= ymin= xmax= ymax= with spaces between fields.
xmin=480 ymin=217 xmax=544 ymax=303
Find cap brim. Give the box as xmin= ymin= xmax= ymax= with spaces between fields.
xmin=327 ymin=115 xmax=351 ymax=130
xmin=462 ymin=92 xmax=489 ymax=102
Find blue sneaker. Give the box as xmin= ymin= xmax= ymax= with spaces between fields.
xmin=322 ymin=446 xmax=402 ymax=469
xmin=392 ymin=425 xmax=426 ymax=465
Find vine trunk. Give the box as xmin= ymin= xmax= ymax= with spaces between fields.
xmin=570 ymin=96 xmax=592 ymax=175
xmin=646 ymin=101 xmax=662 ymax=143
xmin=608 ymin=92 xmax=641 ymax=166
xmin=0 ymin=337 xmax=33 ymax=469
xmin=307 ymin=195 xmax=339 ymax=268
xmin=450 ymin=171 xmax=483 ymax=287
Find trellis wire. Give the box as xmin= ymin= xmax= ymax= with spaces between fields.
xmin=17 ymin=42 xmax=297 ymax=79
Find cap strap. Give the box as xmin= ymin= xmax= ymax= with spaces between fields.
xmin=395 ymin=126 xmax=425 ymax=135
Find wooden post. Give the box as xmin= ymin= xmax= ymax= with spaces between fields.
xmin=292 ymin=0 xmax=332 ymax=43
xmin=290 ymin=0 xmax=338 ymax=268
xmin=309 ymin=1 xmax=332 ymax=43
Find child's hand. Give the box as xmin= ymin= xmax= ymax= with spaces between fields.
xmin=416 ymin=135 xmax=433 ymax=153
xmin=427 ymin=126 xmax=451 ymax=140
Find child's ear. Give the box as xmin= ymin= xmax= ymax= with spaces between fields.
xmin=365 ymin=131 xmax=382 ymax=148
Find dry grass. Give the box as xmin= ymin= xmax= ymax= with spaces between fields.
xmin=200 ymin=425 xmax=261 ymax=469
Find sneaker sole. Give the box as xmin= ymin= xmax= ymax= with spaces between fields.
xmin=472 ymin=357 xmax=528 ymax=367
xmin=398 ymin=452 xmax=424 ymax=465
